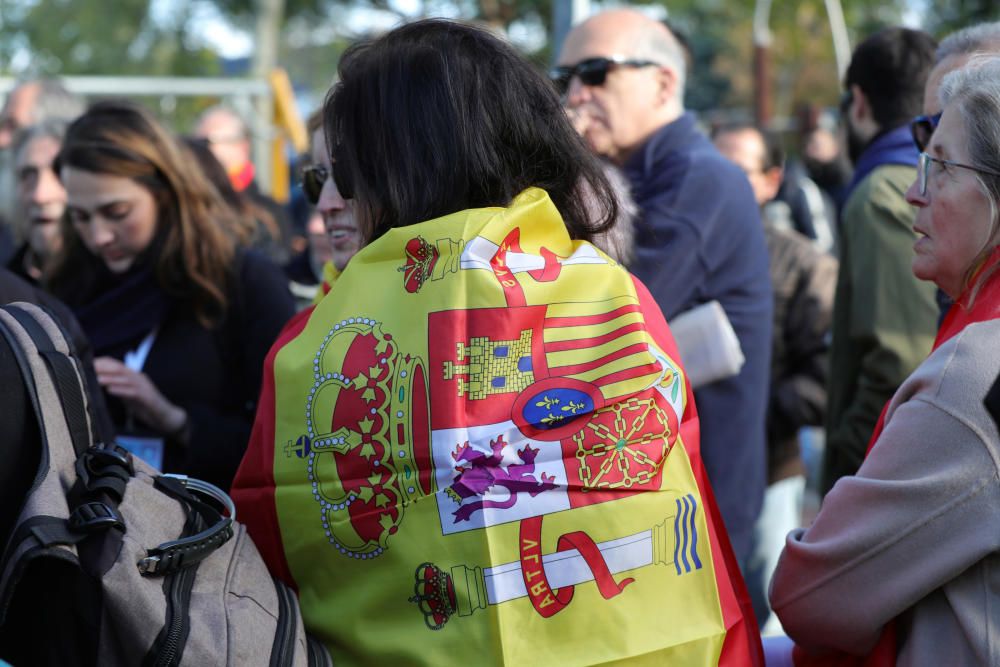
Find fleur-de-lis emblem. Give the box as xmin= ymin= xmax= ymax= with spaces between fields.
xmin=535 ymin=395 xmax=560 ymax=410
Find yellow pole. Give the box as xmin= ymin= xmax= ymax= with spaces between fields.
xmin=268 ymin=67 xmax=308 ymax=203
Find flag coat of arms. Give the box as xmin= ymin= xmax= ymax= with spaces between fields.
xmin=232 ymin=188 xmax=762 ymax=665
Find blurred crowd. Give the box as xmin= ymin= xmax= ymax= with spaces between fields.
xmin=2 ymin=9 xmax=1000 ymax=666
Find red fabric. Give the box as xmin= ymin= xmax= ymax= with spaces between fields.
xmin=231 ymin=306 xmax=314 ymax=589
xmin=518 ymin=516 xmax=635 ymax=618
xmin=933 ymin=246 xmax=1000 ymax=350
xmin=230 ymin=161 xmax=255 ymax=193
xmin=634 ymin=276 xmax=764 ymax=667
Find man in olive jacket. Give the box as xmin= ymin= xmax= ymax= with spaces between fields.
xmin=822 ymin=28 xmax=939 ymax=494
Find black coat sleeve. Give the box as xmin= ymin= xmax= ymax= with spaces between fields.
xmin=178 ymin=251 xmax=296 ymax=489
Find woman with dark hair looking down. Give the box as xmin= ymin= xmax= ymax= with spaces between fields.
xmin=232 ymin=19 xmax=760 ymax=665
xmin=49 ymin=100 xmax=296 ymax=491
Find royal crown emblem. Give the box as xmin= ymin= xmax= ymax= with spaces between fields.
xmin=408 ymin=562 xmax=460 ymax=630
xmin=288 ymin=316 xmax=432 ymax=559
xmin=399 ymin=236 xmax=466 ymax=293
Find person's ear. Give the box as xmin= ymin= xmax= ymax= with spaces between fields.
xmin=654 ymin=65 xmax=679 ymax=107
xmin=849 ymin=84 xmax=869 ymax=123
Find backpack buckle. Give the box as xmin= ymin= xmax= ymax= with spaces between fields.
xmin=69 ymin=501 xmax=125 ymax=534
xmin=86 ymin=443 xmax=135 ymax=477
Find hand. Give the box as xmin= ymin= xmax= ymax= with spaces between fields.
xmin=94 ymin=356 xmax=187 ymax=434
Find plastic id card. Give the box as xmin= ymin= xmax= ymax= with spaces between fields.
xmin=116 ymin=435 xmax=164 ymax=471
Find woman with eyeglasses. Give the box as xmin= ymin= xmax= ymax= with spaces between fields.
xmin=48 ymin=100 xmax=296 ymax=491
xmin=231 ymin=18 xmax=760 ymax=665
xmin=770 ymin=57 xmax=1000 ymax=665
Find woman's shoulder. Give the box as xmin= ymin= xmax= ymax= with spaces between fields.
xmin=230 ymin=248 xmax=290 ymax=291
xmin=906 ymin=319 xmax=1000 ymax=435
xmin=227 ymin=247 xmax=296 ymax=325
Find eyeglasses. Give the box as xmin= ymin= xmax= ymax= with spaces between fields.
xmin=910 ymin=112 xmax=942 ymax=152
xmin=549 ymin=56 xmax=662 ymax=95
xmin=917 ymin=151 xmax=1000 ymax=196
xmin=300 ymin=164 xmax=329 ymax=205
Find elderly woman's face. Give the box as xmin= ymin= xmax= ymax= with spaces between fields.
xmin=906 ymin=105 xmax=997 ymax=299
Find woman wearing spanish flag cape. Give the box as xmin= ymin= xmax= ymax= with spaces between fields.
xmin=232 ymin=19 xmax=762 ymax=666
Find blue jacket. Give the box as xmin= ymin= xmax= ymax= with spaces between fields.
xmin=624 ymin=113 xmax=773 ymax=563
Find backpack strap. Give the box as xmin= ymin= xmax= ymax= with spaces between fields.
xmin=0 ymin=303 xmax=130 ymax=580
xmin=0 ymin=303 xmax=96 ymax=620
xmin=3 ymin=303 xmax=94 ymax=457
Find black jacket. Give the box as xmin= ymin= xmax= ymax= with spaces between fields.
xmin=763 ymin=220 xmax=837 ymax=480
xmin=83 ymin=250 xmax=295 ymax=491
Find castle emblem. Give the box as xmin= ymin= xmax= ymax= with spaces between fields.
xmin=442 ymin=330 xmax=534 ymax=400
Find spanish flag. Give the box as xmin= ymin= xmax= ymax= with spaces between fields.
xmin=232 ymin=188 xmax=762 ymax=665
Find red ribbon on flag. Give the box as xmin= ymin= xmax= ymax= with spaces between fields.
xmin=518 ymin=515 xmax=634 ymax=618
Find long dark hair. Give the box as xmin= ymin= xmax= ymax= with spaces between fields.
xmin=50 ymin=100 xmax=237 ymax=327
xmin=324 ymin=19 xmax=618 ymax=241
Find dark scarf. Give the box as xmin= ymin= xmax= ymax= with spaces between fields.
xmin=846 ymin=125 xmax=919 ymax=195
xmin=72 ymin=261 xmax=170 ymax=358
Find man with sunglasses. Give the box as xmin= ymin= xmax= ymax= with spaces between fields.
xmin=558 ymin=9 xmax=774 ymax=570
xmin=822 ymin=28 xmax=940 ymax=495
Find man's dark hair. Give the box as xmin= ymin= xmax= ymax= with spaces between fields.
xmin=845 ymin=27 xmax=937 ymax=130
xmin=324 ymin=19 xmax=618 ymax=241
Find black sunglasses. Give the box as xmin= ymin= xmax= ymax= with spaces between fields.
xmin=910 ymin=112 xmax=942 ymax=152
xmin=299 ymin=164 xmax=329 ymax=205
xmin=549 ymin=56 xmax=662 ymax=95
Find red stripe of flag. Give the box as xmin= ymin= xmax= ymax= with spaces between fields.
xmin=543 ymin=303 xmax=641 ymax=328
xmin=590 ymin=362 xmax=664 ymax=390
xmin=544 ymin=321 xmax=645 ymax=353
xmin=545 ymin=341 xmax=650 ymax=377
xmin=230 ymin=306 xmax=313 ymax=592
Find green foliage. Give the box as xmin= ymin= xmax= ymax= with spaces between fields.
xmin=0 ymin=0 xmax=221 ymax=77
xmin=636 ymin=0 xmax=912 ymax=117
xmin=922 ymin=0 xmax=1000 ymax=38
xmin=211 ymin=0 xmax=328 ymax=27
xmin=9 ymin=0 xmax=991 ymax=130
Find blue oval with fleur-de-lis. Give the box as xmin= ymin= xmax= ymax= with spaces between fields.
xmin=520 ymin=387 xmax=594 ymax=430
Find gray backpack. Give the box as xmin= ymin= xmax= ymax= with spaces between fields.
xmin=0 ymin=302 xmax=331 ymax=666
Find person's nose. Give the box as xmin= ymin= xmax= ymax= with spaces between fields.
xmin=0 ymin=121 xmax=14 ymax=150
xmin=565 ymin=76 xmax=592 ymax=108
xmin=904 ymin=179 xmax=927 ymax=208
xmin=88 ymin=217 xmax=116 ymax=248
xmin=31 ymin=168 xmax=65 ymax=205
